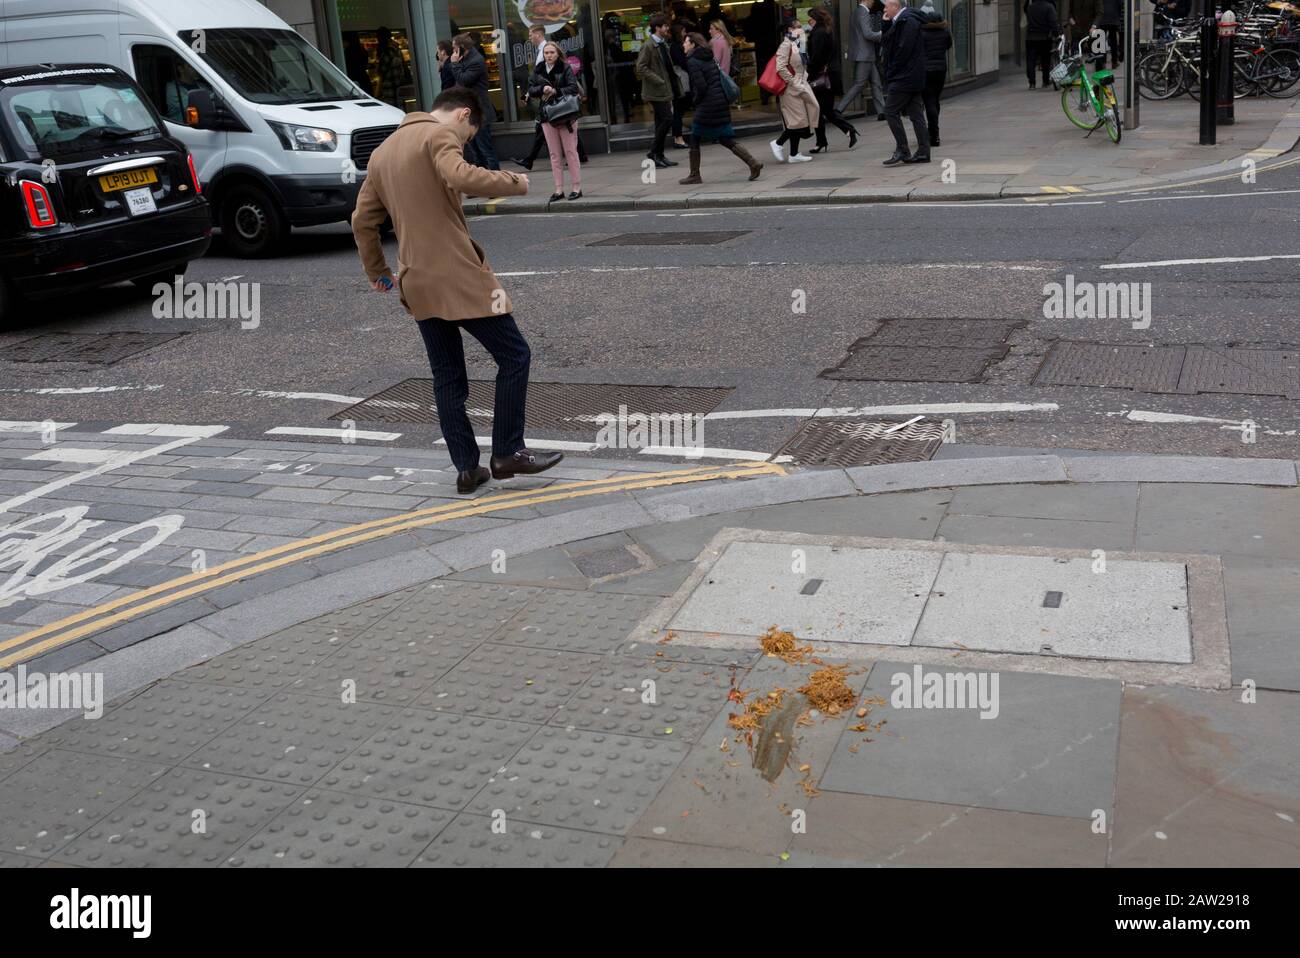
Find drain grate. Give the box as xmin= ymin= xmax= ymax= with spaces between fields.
xmin=329 ymin=378 xmax=734 ymax=426
xmin=0 ymin=332 xmax=182 ymax=365
xmin=820 ymin=318 xmax=1019 ymax=383
xmin=783 ymin=177 xmax=857 ymax=189
xmin=587 ymin=231 xmax=749 ymax=247
xmin=1034 ymin=342 xmax=1300 ymax=398
xmin=776 ymin=418 xmax=945 ymax=467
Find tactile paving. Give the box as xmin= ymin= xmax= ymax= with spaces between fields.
xmin=412 ymin=812 xmax=622 ymax=867
xmin=550 ymin=658 xmax=735 ymax=742
xmin=226 ymin=790 xmax=454 ymax=867
xmin=414 ymin=644 xmax=604 ymax=723
xmin=320 ymin=711 xmax=537 ymax=811
xmin=0 ymin=750 xmax=167 ymax=858
xmin=0 ymin=744 xmax=46 ymax=784
xmin=48 ymin=680 xmax=271 ymax=765
xmin=616 ymin=639 xmax=762 ymax=669
xmin=186 ymin=693 xmax=395 ymax=787
xmin=178 ymin=623 xmax=349 ymax=692
xmin=469 ymin=727 xmax=687 ymax=835
xmin=371 ymin=581 xmax=538 ymax=640
xmin=54 ymin=768 xmax=300 ymax=867
xmin=286 ymin=628 xmax=480 ymax=706
xmin=492 ymin=590 xmax=660 ymax=655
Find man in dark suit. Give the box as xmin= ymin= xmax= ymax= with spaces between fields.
xmin=838 ymin=0 xmax=885 ymax=119
xmin=880 ymin=0 xmax=929 ymax=166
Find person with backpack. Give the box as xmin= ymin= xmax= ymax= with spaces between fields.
xmin=677 ymin=31 xmax=763 ymax=184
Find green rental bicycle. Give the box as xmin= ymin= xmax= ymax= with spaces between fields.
xmin=1052 ymin=33 xmax=1123 ymax=143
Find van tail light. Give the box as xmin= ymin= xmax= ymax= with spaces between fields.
xmin=21 ymin=180 xmax=57 ymax=228
xmin=186 ymin=154 xmax=202 ymax=194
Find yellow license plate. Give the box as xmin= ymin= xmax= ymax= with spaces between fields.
xmin=98 ymin=168 xmax=158 ymax=192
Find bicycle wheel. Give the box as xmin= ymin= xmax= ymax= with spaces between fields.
xmin=1102 ymin=87 xmax=1122 ymax=143
xmin=1233 ymin=60 xmax=1257 ymax=98
xmin=1137 ymin=50 xmax=1183 ymax=99
xmin=1262 ymin=49 xmax=1300 ymax=96
xmin=1062 ymin=83 xmax=1100 ymax=130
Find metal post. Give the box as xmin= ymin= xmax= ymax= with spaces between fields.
xmin=1124 ymin=0 xmax=1139 ymax=129
xmin=1199 ymin=2 xmax=1218 ymax=144
xmin=1217 ymin=6 xmax=1237 ymax=125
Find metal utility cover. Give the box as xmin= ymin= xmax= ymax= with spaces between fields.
xmin=0 ymin=332 xmax=181 ymax=365
xmin=330 ymin=378 xmax=733 ymax=426
xmin=913 ymin=553 xmax=1192 ymax=663
xmin=783 ymin=177 xmax=856 ymax=189
xmin=775 ymin=418 xmax=944 ymax=467
xmin=820 ymin=345 xmax=1008 ymax=383
xmin=1177 ymin=345 xmax=1300 ymax=399
xmin=864 ymin=318 xmax=1024 ymax=349
xmin=1033 ymin=342 xmax=1186 ymax=392
xmin=587 ymin=231 xmax=749 ymax=246
xmin=668 ymin=541 xmax=943 ymax=645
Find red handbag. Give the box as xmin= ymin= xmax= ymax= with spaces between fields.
xmin=758 ymin=50 xmax=787 ymax=96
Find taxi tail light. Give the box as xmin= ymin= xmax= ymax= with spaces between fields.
xmin=21 ymin=180 xmax=57 ymax=229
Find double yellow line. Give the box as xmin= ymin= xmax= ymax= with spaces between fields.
xmin=0 ymin=461 xmax=784 ymax=668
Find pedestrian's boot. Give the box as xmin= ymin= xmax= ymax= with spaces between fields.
xmin=883 ymin=150 xmax=910 ymax=166
xmin=679 ymin=147 xmax=703 ymax=185
xmin=490 ymin=448 xmax=564 ymax=480
xmin=726 ymin=142 xmax=763 ymax=181
xmin=456 ymin=466 xmax=491 ymax=495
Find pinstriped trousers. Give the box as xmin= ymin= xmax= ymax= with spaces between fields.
xmin=416 ymin=313 xmax=530 ymax=472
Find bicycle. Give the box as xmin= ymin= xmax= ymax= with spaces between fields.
xmin=1053 ymin=33 xmax=1122 ymax=143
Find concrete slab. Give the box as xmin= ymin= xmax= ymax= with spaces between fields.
xmin=742 ymin=488 xmax=951 ymax=540
xmin=1065 ymin=455 xmax=1297 ymax=486
xmin=847 ymin=455 xmax=1068 ymax=494
xmin=1110 ymin=686 xmax=1300 ymax=866
xmin=669 ymin=540 xmax=942 ymax=645
xmin=946 ymin=482 xmax=1140 ymax=524
xmin=935 ymin=513 xmax=1136 ymax=552
xmin=914 ymin=553 xmax=1192 ymax=663
xmin=1221 ymin=555 xmax=1300 ymax=692
xmin=820 ymin=662 xmax=1122 ymax=818
xmin=1136 ymin=483 xmax=1300 ymax=561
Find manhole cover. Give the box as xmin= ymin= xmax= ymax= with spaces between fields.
xmin=0 ymin=332 xmax=182 ymax=365
xmin=864 ymin=318 xmax=1024 ymax=349
xmin=820 ymin=345 xmax=1007 ymax=383
xmin=776 ymin=418 xmax=944 ymax=467
xmin=330 ymin=378 xmax=734 ymax=426
xmin=1033 ymin=342 xmax=1300 ymax=397
xmin=1033 ymin=343 xmax=1185 ymax=392
xmin=782 ymin=177 xmax=856 ymax=189
xmin=587 ymin=231 xmax=749 ymax=246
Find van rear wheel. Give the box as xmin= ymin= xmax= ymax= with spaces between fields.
xmin=221 ymin=184 xmax=288 ymax=257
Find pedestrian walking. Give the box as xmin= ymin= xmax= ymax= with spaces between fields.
xmin=879 ymin=0 xmax=929 ymax=166
xmin=351 ymin=87 xmax=563 ymax=495
xmin=1024 ymin=0 xmax=1061 ymax=89
xmin=917 ymin=0 xmax=951 ymax=147
xmin=807 ymin=7 xmax=859 ymax=152
xmin=375 ymin=27 xmax=407 ymax=108
xmin=1095 ymin=0 xmax=1123 ymax=70
xmin=677 ymin=32 xmax=764 ymax=184
xmin=635 ymin=14 xmax=681 ymax=169
xmin=530 ymin=42 xmax=583 ymax=201
xmin=837 ymin=0 xmax=886 ymax=122
xmin=709 ymin=20 xmax=734 ymax=78
xmin=436 ymin=40 xmax=455 ymax=91
xmin=769 ymin=18 xmax=820 ymax=164
xmin=670 ymin=21 xmax=695 ymax=149
xmin=448 ymin=33 xmax=499 ymax=169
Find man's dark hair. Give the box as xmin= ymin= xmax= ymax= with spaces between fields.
xmin=452 ymin=33 xmax=476 ymax=55
xmin=437 ymin=39 xmax=453 ymax=56
xmin=433 ymin=85 xmax=483 ymax=129
xmin=649 ymin=13 xmax=668 ymax=29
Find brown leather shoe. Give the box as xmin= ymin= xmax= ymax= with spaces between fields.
xmin=489 ymin=448 xmax=563 ymax=480
xmin=456 ymin=466 xmax=491 ymax=494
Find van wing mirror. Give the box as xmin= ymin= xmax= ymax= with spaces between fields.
xmin=182 ymin=90 xmax=248 ymax=132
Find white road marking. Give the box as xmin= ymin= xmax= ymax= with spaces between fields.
xmin=882 ymin=415 xmax=925 ymax=433
xmin=700 ymin=402 xmax=1060 ymax=421
xmin=0 ymin=385 xmax=163 ymax=394
xmin=0 ymin=429 xmax=226 ymax=515
xmin=103 ymin=423 xmax=229 ymax=438
xmin=1116 ymin=188 xmax=1300 ymax=204
xmin=232 ymin=390 xmax=366 ymax=405
xmin=0 ymin=421 xmax=75 ymax=433
xmin=265 ymin=426 xmax=401 ymax=441
xmin=1118 ymin=409 xmax=1244 ymax=426
xmin=1100 ymin=252 xmax=1300 ymax=269
xmin=25 ymin=448 xmax=120 ymax=464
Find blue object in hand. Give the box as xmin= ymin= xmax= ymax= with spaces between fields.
xmin=376 ymin=275 xmax=394 ymax=290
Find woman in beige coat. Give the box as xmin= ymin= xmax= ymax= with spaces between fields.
xmin=770 ymin=18 xmax=820 ymax=164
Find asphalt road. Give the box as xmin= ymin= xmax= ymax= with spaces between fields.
xmin=3 ymin=155 xmax=1300 ymax=463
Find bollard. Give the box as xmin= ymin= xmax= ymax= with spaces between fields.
xmin=1199 ymin=11 xmax=1218 ymax=144
xmin=1217 ymin=8 xmax=1237 ymax=125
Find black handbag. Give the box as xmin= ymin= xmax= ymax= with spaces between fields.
xmin=540 ymin=93 xmax=580 ymax=125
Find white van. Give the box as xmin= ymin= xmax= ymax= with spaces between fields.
xmin=0 ymin=0 xmax=406 ymax=256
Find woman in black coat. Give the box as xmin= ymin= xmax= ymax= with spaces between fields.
xmin=528 ymin=43 xmax=584 ymax=200
xmin=807 ymin=8 xmax=858 ymax=152
xmin=677 ymin=33 xmax=763 ymax=185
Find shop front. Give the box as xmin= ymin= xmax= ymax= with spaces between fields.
xmin=288 ymin=0 xmax=981 ymax=154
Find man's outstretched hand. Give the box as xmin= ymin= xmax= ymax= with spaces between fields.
xmin=371 ymin=274 xmax=395 ymax=292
